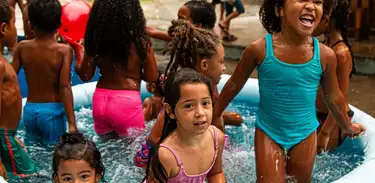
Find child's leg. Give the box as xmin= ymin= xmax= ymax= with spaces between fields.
xmin=220 ymin=0 xmax=245 ymax=30
xmin=219 ymin=3 xmax=225 ymax=21
xmin=286 ymin=131 xmax=317 ymax=182
xmin=255 ymin=128 xmax=286 ymax=183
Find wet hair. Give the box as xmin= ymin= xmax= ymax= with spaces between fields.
xmin=0 ymin=0 xmax=10 ymax=24
xmin=84 ymin=0 xmax=150 ymax=69
xmin=165 ymin=20 xmax=220 ymax=77
xmin=153 ymin=71 xmax=166 ymax=96
xmin=28 ymin=0 xmax=61 ymax=33
xmin=184 ymin=0 xmax=216 ymax=29
xmin=144 ymin=68 xmax=213 ymax=183
xmin=259 ymin=0 xmax=330 ymax=33
xmin=52 ymin=132 xmax=106 ymax=182
xmin=330 ymin=0 xmax=356 ymax=76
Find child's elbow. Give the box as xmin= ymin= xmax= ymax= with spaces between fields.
xmin=324 ymin=90 xmax=345 ymax=106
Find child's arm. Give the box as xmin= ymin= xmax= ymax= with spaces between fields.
xmin=320 ymin=45 xmax=365 ymax=137
xmin=11 ymin=42 xmax=23 ymax=73
xmin=70 ymin=42 xmax=97 ymax=82
xmin=207 ymin=128 xmax=226 ymax=183
xmin=143 ymin=97 xmax=153 ymax=121
xmin=146 ymin=26 xmax=171 ymax=41
xmin=143 ymin=47 xmax=158 ymax=83
xmin=60 ymin=46 xmax=78 ymax=132
xmin=212 ymin=42 xmax=260 ymax=131
xmin=0 ymin=62 xmax=5 ymax=117
xmin=318 ymin=49 xmax=353 ymax=149
xmin=147 ymin=112 xmax=165 ymax=146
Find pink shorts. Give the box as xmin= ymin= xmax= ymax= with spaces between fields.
xmin=92 ymin=88 xmax=145 ymax=137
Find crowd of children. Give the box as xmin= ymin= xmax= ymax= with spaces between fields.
xmin=0 ymin=0 xmax=367 ymax=182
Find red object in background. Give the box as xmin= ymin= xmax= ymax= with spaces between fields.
xmin=58 ymin=0 xmax=91 ymax=43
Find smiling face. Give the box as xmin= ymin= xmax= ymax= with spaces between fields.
xmin=54 ymin=160 xmax=101 ymax=183
xmin=279 ymin=0 xmax=323 ymax=37
xmin=173 ymin=83 xmax=213 ymax=135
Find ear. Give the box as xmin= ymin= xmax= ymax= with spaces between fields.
xmin=274 ymin=6 xmax=284 ymax=17
xmin=0 ymin=22 xmax=7 ymax=37
xmin=195 ymin=23 xmax=203 ymax=28
xmin=199 ymin=59 xmax=209 ymax=71
xmin=53 ymin=175 xmax=59 ymax=183
xmin=95 ymin=174 xmax=102 ymax=183
xmin=28 ymin=21 xmax=34 ymax=31
xmin=164 ymin=103 xmax=176 ymax=119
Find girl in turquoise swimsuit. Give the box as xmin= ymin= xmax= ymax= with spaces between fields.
xmin=212 ymin=0 xmax=366 ymax=182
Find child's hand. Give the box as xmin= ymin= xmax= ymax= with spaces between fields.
xmin=0 ymin=161 xmax=8 ymax=181
xmin=68 ymin=124 xmax=79 ymax=133
xmin=68 ymin=40 xmax=84 ymax=63
xmin=345 ymin=123 xmax=366 ymax=139
xmin=317 ymin=132 xmax=330 ymax=153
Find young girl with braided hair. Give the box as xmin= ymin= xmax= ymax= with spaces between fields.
xmin=134 ymin=20 xmax=241 ymax=168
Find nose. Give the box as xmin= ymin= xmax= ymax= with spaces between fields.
xmin=305 ymin=2 xmax=316 ymax=11
xmin=195 ymin=104 xmax=205 ymax=118
xmin=222 ymin=63 xmax=226 ymax=72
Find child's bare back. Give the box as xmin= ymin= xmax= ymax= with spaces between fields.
xmin=13 ymin=39 xmax=72 ymax=102
xmin=0 ymin=59 xmax=22 ymax=130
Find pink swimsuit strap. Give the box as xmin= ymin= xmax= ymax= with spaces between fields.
xmin=159 ymin=126 xmax=219 ymax=183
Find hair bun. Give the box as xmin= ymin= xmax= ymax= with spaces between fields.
xmin=60 ymin=132 xmax=86 ymax=144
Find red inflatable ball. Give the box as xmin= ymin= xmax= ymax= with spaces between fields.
xmin=58 ymin=0 xmax=91 ymax=43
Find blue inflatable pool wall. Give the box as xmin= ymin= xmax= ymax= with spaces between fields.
xmin=15 ymin=36 xmax=375 ymax=183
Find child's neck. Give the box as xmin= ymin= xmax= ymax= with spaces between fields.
xmin=174 ymin=127 xmax=206 ymax=147
xmin=34 ymin=31 xmax=56 ymax=41
xmin=325 ymin=28 xmax=343 ymax=47
xmin=279 ymin=28 xmax=311 ymax=46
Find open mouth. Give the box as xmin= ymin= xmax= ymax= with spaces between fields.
xmin=193 ymin=121 xmax=207 ymax=126
xmin=300 ymin=14 xmax=315 ymax=28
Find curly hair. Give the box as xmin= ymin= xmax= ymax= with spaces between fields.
xmin=28 ymin=0 xmax=61 ymax=33
xmin=164 ymin=20 xmax=220 ymax=77
xmin=331 ymin=0 xmax=356 ymax=76
xmin=84 ymin=0 xmax=150 ymax=69
xmin=0 ymin=0 xmax=10 ymax=24
xmin=259 ymin=0 xmax=331 ymax=33
xmin=52 ymin=132 xmax=106 ymax=183
xmin=184 ymin=0 xmax=216 ymax=29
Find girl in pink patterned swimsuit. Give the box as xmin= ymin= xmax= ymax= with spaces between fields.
xmin=144 ymin=68 xmax=226 ymax=183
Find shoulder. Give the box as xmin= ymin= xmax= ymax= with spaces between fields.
xmin=15 ymin=40 xmax=30 ymax=50
xmin=243 ymin=37 xmax=266 ymax=62
xmin=319 ymin=43 xmax=336 ymax=68
xmin=334 ymin=46 xmax=352 ymax=65
xmin=211 ymin=125 xmax=225 ymax=147
xmin=56 ymin=43 xmax=73 ymax=54
xmin=157 ymin=144 xmax=178 ymax=173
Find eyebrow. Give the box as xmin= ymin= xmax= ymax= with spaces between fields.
xmin=182 ymin=97 xmax=211 ymax=103
xmin=61 ymin=173 xmax=72 ymax=176
xmin=79 ymin=170 xmax=92 ymax=174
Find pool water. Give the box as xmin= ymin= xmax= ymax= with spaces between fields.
xmin=11 ymin=101 xmax=364 ymax=183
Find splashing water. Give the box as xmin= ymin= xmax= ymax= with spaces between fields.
xmin=11 ymin=102 xmax=363 ymax=183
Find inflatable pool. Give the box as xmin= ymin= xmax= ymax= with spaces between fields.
xmin=17 ymin=74 xmax=375 ymax=183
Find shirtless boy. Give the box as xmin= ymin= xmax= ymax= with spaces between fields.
xmin=0 ymin=0 xmax=36 ymax=177
xmin=12 ymin=0 xmax=78 ymax=145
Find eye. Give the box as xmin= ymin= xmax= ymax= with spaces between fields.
xmin=80 ymin=174 xmax=90 ymax=180
xmin=202 ymin=100 xmax=211 ymax=107
xmin=62 ymin=177 xmax=72 ymax=181
xmin=314 ymin=0 xmax=323 ymax=4
xmin=184 ymin=104 xmax=194 ymax=108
